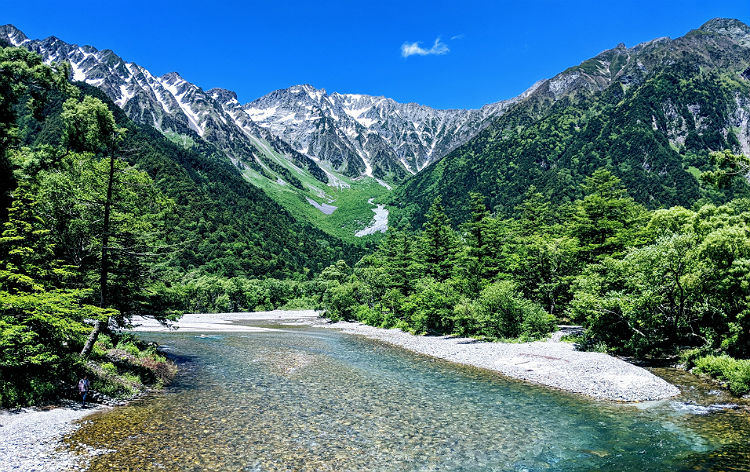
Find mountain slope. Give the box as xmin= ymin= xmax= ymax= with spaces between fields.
xmin=0 ymin=24 xmax=528 ymax=185
xmin=16 ymin=70 xmax=362 ymax=277
xmin=390 ymin=18 xmax=750 ymax=227
xmin=0 ymin=24 xmax=527 ymax=239
xmin=0 ymin=25 xmax=402 ymax=239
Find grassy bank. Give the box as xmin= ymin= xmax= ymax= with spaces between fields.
xmin=687 ymin=354 xmax=750 ymax=396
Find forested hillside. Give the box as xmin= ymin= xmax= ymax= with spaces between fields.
xmin=390 ymin=19 xmax=750 ymax=227
xmin=0 ymin=45 xmax=359 ymax=405
xmin=10 ymin=68 xmax=361 ymax=279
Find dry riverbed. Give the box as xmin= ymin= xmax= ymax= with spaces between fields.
xmin=0 ymin=401 xmax=109 ymax=472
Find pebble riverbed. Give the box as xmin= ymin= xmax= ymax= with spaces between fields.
xmin=325 ymin=321 xmax=681 ymax=402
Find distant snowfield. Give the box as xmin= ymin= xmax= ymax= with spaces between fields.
xmin=305 ymin=197 xmax=337 ymax=215
xmin=356 ymin=198 xmax=388 ymax=237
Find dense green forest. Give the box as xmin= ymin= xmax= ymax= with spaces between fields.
xmin=320 ymin=162 xmax=750 ymax=394
xmin=0 ymin=45 xmax=361 ymax=406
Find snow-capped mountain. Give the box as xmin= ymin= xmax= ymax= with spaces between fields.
xmin=243 ymin=85 xmax=522 ymax=178
xmin=0 ymin=24 xmax=328 ymax=184
xmin=0 ymin=24 xmax=524 ymax=183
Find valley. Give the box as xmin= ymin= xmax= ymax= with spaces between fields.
xmin=1 ymin=10 xmax=750 ymax=472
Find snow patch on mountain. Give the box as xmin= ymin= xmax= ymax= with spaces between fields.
xmin=355 ymin=198 xmax=388 ymax=236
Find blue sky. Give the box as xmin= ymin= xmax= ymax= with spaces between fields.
xmin=4 ymin=0 xmax=748 ymax=108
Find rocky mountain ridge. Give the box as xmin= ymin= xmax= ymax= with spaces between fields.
xmin=0 ymin=24 xmax=524 ymax=183
xmin=389 ymin=18 xmax=750 ymax=226
xmin=242 ymin=84 xmax=525 ymax=178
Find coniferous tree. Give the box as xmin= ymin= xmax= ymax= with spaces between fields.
xmin=58 ymin=96 xmax=169 ymax=356
xmin=421 ymin=197 xmax=457 ymax=282
xmin=460 ymin=193 xmax=492 ymax=296
xmin=569 ymin=169 xmax=645 ymax=262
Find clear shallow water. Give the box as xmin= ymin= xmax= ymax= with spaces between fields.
xmin=68 ymin=327 xmax=750 ymax=471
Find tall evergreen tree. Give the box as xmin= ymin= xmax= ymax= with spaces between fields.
xmin=460 ymin=193 xmax=492 ymax=295
xmin=569 ymin=169 xmax=645 ymax=262
xmin=58 ymin=96 xmax=169 ymax=356
xmin=421 ymin=197 xmax=457 ymax=282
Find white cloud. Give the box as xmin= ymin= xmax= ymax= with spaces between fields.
xmin=401 ymin=37 xmax=449 ymax=58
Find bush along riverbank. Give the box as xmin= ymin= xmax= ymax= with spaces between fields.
xmin=1 ymin=331 xmax=175 ymax=408
xmin=682 ymin=350 xmax=750 ymax=397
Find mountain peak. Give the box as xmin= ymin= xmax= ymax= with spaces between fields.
xmin=208 ymin=88 xmax=238 ymax=103
xmin=698 ymin=18 xmax=750 ymax=45
xmin=0 ymin=24 xmax=28 ymax=46
xmin=161 ymin=71 xmax=185 ymax=83
xmin=288 ymin=84 xmax=327 ymax=100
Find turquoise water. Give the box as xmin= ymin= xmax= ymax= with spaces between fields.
xmin=69 ymin=326 xmax=750 ymax=471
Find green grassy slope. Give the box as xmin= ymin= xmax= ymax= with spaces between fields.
xmin=237 ymin=133 xmax=391 ymax=243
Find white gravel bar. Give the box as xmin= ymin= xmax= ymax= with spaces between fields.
xmin=0 ymin=402 xmax=108 ymax=472
xmin=129 ymin=310 xmax=320 ymax=332
xmin=326 ymin=321 xmax=680 ymax=402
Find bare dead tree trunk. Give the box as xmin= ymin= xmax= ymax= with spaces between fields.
xmin=81 ymin=144 xmax=116 ymax=357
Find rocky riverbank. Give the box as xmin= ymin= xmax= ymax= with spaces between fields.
xmin=0 ymin=401 xmax=108 ymax=472
xmin=322 ymin=321 xmax=680 ymax=402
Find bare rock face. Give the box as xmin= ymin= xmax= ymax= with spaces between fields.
xmin=243 ymin=84 xmax=521 ymax=179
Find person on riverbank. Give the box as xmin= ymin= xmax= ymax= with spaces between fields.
xmin=78 ymin=375 xmax=90 ymax=407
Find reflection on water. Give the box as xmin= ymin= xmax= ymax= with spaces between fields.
xmin=67 ymin=327 xmax=750 ymax=471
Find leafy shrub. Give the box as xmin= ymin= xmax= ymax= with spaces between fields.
xmin=679 ymin=347 xmax=713 ymax=369
xmin=97 ymin=334 xmax=114 ymax=350
xmin=406 ymin=278 xmax=460 ymax=334
xmin=521 ymin=305 xmax=556 ymax=340
xmin=475 ymin=281 xmax=554 ymax=340
xmin=324 ymin=281 xmax=369 ymax=321
xmin=693 ymin=355 xmax=750 ymax=396
xmin=115 ymin=341 xmax=141 ymax=357
xmin=354 ymin=304 xmax=381 ymax=326
xmin=452 ymin=298 xmax=479 ymax=337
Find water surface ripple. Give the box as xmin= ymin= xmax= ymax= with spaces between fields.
xmin=68 ymin=327 xmax=750 ymax=471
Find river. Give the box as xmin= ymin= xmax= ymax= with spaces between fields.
xmin=67 ymin=324 xmax=750 ymax=471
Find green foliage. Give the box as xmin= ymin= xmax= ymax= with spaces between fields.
xmin=571 ymin=201 xmax=750 ymax=357
xmin=421 ymin=197 xmax=458 ymax=282
xmin=320 ymin=195 xmax=558 ymax=341
xmin=701 ymin=150 xmax=750 ymax=189
xmin=404 ymin=278 xmax=460 ymax=334
xmin=325 ymin=280 xmax=370 ymax=322
xmin=693 ymin=355 xmax=750 ymax=396
xmin=0 ymin=289 xmax=110 ymax=406
xmin=569 ymin=170 xmax=647 ymax=262
xmin=61 ymin=96 xmax=125 ymax=153
xmin=322 ymin=163 xmax=749 ymax=372
xmin=0 ymin=46 xmax=73 ymax=220
xmin=461 ymin=281 xmax=554 ymax=340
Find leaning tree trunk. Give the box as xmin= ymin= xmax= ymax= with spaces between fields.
xmin=80 ymin=147 xmax=116 ymax=357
